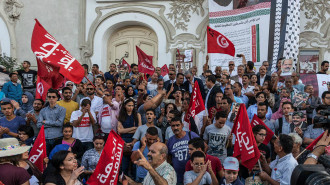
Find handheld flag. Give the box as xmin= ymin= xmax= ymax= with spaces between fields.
xmin=306 ymin=132 xmax=325 ymax=151
xmin=31 ymin=19 xmax=84 ymax=84
xmin=251 ymin=115 xmax=274 ymax=145
xmin=29 ymin=125 xmax=47 ymax=172
xmin=161 ymin=64 xmax=169 ymax=77
xmin=232 ymin=104 xmax=260 ymax=170
xmin=136 ymin=46 xmax=155 ymax=76
xmin=122 ymin=59 xmax=131 ymax=72
xmin=184 ymin=81 xmax=205 ymax=134
xmin=87 ymin=130 xmax=124 ymax=185
xmin=207 ymin=26 xmax=235 ymax=57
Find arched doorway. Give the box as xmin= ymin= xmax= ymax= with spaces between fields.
xmin=107 ymin=26 xmax=158 ymax=68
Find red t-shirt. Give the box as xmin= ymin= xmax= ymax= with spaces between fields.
xmin=185 ymin=154 xmax=222 ymax=174
xmin=0 ymin=163 xmax=30 ymax=185
xmin=208 ymin=106 xmax=223 ymax=119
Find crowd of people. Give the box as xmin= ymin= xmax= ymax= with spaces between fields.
xmin=0 ymin=57 xmax=329 ymax=185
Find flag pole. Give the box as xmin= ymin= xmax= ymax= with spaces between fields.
xmin=295 ymin=148 xmax=307 ymax=160
xmin=85 ymin=75 xmax=96 ymax=89
xmin=258 ymin=160 xmax=263 ymax=172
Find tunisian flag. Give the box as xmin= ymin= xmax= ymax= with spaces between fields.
xmin=184 ymin=81 xmax=205 ymax=134
xmin=29 ymin=125 xmax=47 ymax=172
xmin=122 ymin=59 xmax=131 ymax=72
xmin=207 ymin=26 xmax=235 ymax=57
xmin=31 ymin=19 xmax=84 ymax=84
xmin=232 ymin=104 xmax=260 ymax=170
xmin=136 ymin=46 xmax=155 ymax=76
xmin=306 ymin=132 xmax=325 ymax=151
xmin=251 ymin=115 xmax=274 ymax=145
xmin=161 ymin=64 xmax=169 ymax=77
xmin=87 ymin=130 xmax=124 ymax=185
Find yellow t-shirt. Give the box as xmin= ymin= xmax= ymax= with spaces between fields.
xmin=57 ymin=100 xmax=79 ymax=124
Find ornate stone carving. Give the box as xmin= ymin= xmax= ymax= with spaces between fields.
xmin=167 ymin=0 xmax=205 ymax=31
xmin=4 ymin=0 xmax=23 ymax=22
xmin=301 ymin=0 xmax=330 ymax=30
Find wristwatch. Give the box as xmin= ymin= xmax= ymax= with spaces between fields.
xmin=307 ymin=153 xmax=318 ymax=161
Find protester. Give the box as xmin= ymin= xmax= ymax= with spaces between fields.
xmin=18 ymin=125 xmax=34 ymax=146
xmin=57 ymin=87 xmax=79 ymax=123
xmin=18 ymin=149 xmax=43 ymax=184
xmin=0 ymin=101 xmax=26 ymax=138
xmin=2 ymin=72 xmax=23 ymax=104
xmin=219 ymin=157 xmax=243 ymax=185
xmin=26 ymin=99 xmax=44 ymax=136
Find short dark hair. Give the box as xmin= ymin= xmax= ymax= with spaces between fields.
xmin=205 ymin=70 xmax=212 ymax=75
xmin=82 ymin=64 xmax=89 ymax=70
xmin=47 ymin=88 xmax=59 ymax=97
xmin=252 ymin=125 xmax=266 ymax=135
xmin=96 ymin=75 xmax=105 ymax=82
xmin=215 ymin=111 xmax=228 ymax=120
xmin=242 ymin=74 xmax=250 ymax=79
xmin=171 ymin=116 xmax=182 ymax=123
xmin=62 ymin=123 xmax=73 ymax=131
xmin=51 ymin=151 xmax=72 ymax=171
xmin=61 ymin=87 xmax=72 ymax=93
xmin=222 ymin=97 xmax=232 ymax=105
xmin=234 ymin=82 xmax=242 ymax=89
xmin=177 ymin=73 xmax=184 ymax=78
xmin=131 ymin=63 xmax=138 ymax=68
xmin=34 ymin=99 xmax=44 ymax=105
xmin=1 ymin=101 xmax=13 ymax=108
xmin=146 ymin=127 xmax=158 ymax=136
xmin=169 ymin=109 xmax=182 ymax=118
xmin=18 ymin=125 xmax=34 ymax=138
xmin=321 ymin=61 xmax=329 ymax=66
xmin=146 ymin=108 xmax=156 ymax=115
xmin=93 ymin=135 xmax=105 ymax=141
xmin=191 ymin=151 xmax=205 ymax=162
xmin=115 ymin=84 xmax=125 ymax=90
xmin=282 ymin=101 xmax=294 ymax=109
xmin=188 ymin=137 xmax=205 ymax=152
xmin=258 ymin=102 xmax=268 ymax=110
xmin=23 ymin=60 xmax=31 ymax=66
xmin=223 ymin=74 xmax=230 ymax=80
xmin=206 ymin=75 xmax=216 ymax=84
xmin=81 ymin=99 xmax=91 ymax=107
xmin=322 ymin=91 xmax=330 ymax=99
xmin=278 ymin=134 xmax=293 ymax=154
xmin=92 ymin=64 xmax=99 ymax=68
xmin=9 ymin=73 xmax=17 ymax=78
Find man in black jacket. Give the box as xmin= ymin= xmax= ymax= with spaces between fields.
xmin=183 ymin=70 xmax=206 ymax=99
xmin=205 ymin=75 xmax=222 ymax=110
xmin=257 ymin=66 xmax=271 ymax=86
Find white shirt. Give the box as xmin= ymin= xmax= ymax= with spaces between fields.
xmin=230 ymin=69 xmax=237 ymax=77
xmin=241 ymin=85 xmax=254 ymax=95
xmin=270 ymin=153 xmax=298 ymax=185
xmin=70 ymin=110 xmax=96 ymax=142
xmin=260 ymin=75 xmax=266 ymax=86
xmin=147 ymin=81 xmax=158 ymax=91
xmin=80 ymin=96 xmax=103 ymax=114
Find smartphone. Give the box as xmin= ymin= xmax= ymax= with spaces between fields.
xmin=236 ymin=54 xmax=242 ymax=57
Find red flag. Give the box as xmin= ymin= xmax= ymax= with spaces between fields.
xmin=31 ymin=19 xmax=84 ymax=84
xmin=232 ymin=104 xmax=260 ymax=170
xmin=136 ymin=46 xmax=155 ymax=76
xmin=161 ymin=64 xmax=169 ymax=77
xmin=184 ymin=81 xmax=205 ymax=133
xmin=35 ymin=76 xmax=52 ymax=101
xmin=29 ymin=125 xmax=47 ymax=172
xmin=306 ymin=132 xmax=325 ymax=151
xmin=122 ymin=59 xmax=131 ymax=72
xmin=251 ymin=115 xmax=274 ymax=145
xmin=87 ymin=130 xmax=124 ymax=185
xmin=207 ymin=26 xmax=235 ymax=57
xmin=177 ymin=49 xmax=181 ymax=56
xmin=36 ymin=59 xmax=64 ymax=89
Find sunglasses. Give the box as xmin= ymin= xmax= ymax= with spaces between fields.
xmin=229 ymin=64 xmax=235 ymax=66
xmin=86 ymin=88 xmax=94 ymax=90
xmin=95 ymin=133 xmax=105 ymax=137
xmin=138 ymin=89 xmax=144 ymax=92
xmin=67 ymin=84 xmax=73 ymax=86
xmin=104 ymin=94 xmax=111 ymax=97
xmin=47 ymin=96 xmax=57 ymax=99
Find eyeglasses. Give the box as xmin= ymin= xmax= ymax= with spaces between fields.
xmin=86 ymin=88 xmax=94 ymax=90
xmin=47 ymin=96 xmax=57 ymax=99
xmin=193 ymin=163 xmax=205 ymax=167
xmin=96 ymin=133 xmax=105 ymax=137
xmin=229 ymin=64 xmax=235 ymax=66
xmin=138 ymin=89 xmax=144 ymax=92
xmin=257 ymin=133 xmax=267 ymax=137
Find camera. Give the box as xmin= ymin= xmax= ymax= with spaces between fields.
xmin=313 ymin=105 xmax=330 ymax=130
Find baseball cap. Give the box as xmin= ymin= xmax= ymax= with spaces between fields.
xmin=223 ymin=157 xmax=239 ymax=171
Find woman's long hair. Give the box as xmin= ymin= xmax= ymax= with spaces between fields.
xmin=118 ymin=98 xmax=138 ymax=125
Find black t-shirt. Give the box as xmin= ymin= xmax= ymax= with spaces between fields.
xmin=17 ymin=69 xmax=37 ymax=89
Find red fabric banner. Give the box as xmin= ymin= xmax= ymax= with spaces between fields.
xmin=31 ymin=19 xmax=84 ymax=84
xmin=232 ymin=104 xmax=260 ymax=170
xmin=122 ymin=59 xmax=131 ymax=72
xmin=161 ymin=64 xmax=169 ymax=77
xmin=251 ymin=115 xmax=274 ymax=145
xmin=35 ymin=76 xmax=52 ymax=101
xmin=306 ymin=132 xmax=325 ymax=151
xmin=87 ymin=130 xmax=124 ymax=185
xmin=29 ymin=125 xmax=47 ymax=172
xmin=184 ymin=81 xmax=205 ymax=131
xmin=207 ymin=26 xmax=235 ymax=57
xmin=36 ymin=59 xmax=64 ymax=89
xmin=136 ymin=46 xmax=155 ymax=76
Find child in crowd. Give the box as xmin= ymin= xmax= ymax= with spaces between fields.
xmin=220 ymin=157 xmax=243 ymax=185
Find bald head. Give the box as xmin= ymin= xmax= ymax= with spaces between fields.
xmin=147 ymin=142 xmax=168 ymax=168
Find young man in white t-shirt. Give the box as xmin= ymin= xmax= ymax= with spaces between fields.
xmin=70 ymin=99 xmax=96 ymax=151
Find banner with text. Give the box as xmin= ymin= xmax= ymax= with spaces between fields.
xmin=208 ymin=2 xmax=271 ymax=72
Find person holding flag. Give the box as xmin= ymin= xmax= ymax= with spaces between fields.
xmin=258 ymin=134 xmax=298 ymax=185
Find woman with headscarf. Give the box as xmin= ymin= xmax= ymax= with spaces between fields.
xmin=15 ymin=91 xmax=34 ymax=118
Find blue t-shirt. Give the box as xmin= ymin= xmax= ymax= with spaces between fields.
xmin=0 ymin=116 xmax=26 ymax=138
xmin=132 ymin=141 xmax=149 ymax=179
xmin=167 ymin=131 xmax=199 ymax=183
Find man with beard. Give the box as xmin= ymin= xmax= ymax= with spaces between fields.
xmin=281 ymin=59 xmax=294 ymax=76
xmin=80 ymin=84 xmax=103 ymax=116
xmin=273 ymin=102 xmax=294 ymax=135
xmin=166 ymin=73 xmax=185 ymax=99
xmin=290 ymin=111 xmax=308 ymax=138
xmin=164 ymin=70 xmax=176 ymax=90
xmin=124 ymin=142 xmax=176 ymax=185
xmin=57 ymin=87 xmax=79 ymax=123
xmin=26 ymin=99 xmax=44 ymax=136
xmin=224 ymin=84 xmax=243 ymax=104
xmin=104 ymin=63 xmax=119 ymax=82
xmin=304 ymin=85 xmax=321 ymax=123
xmin=167 ymin=117 xmax=199 ymax=185
xmin=208 ymin=91 xmax=224 ymax=121
xmin=256 ymin=102 xmax=276 ymax=133
xmin=317 ymin=61 xmax=329 ymax=74
xmin=257 ymin=66 xmax=271 ymax=86
xmin=241 ymin=74 xmax=254 ymax=97
xmin=132 ymin=109 xmax=163 ymax=145
xmin=164 ymin=110 xmax=188 ymax=143
xmin=131 ymin=127 xmax=160 ymax=183
xmin=130 ymin=63 xmax=139 ymax=86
